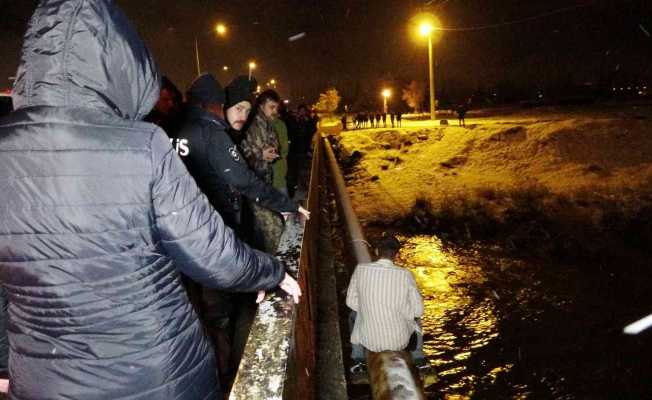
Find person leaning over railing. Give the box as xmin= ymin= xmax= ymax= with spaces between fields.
xmin=0 ymin=1 xmax=300 ymax=399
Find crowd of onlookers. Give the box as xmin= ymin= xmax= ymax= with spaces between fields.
xmin=342 ymin=111 xmax=404 ymax=130
xmin=142 ymin=72 xmax=319 ymax=388
xmin=0 ymin=2 xmax=429 ymax=399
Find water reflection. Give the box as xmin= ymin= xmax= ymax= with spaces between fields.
xmin=396 ymin=235 xmax=510 ymax=398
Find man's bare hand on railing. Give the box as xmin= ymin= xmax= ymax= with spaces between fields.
xmin=256 ymin=273 xmax=302 ymax=305
xmin=282 ymin=205 xmax=310 ymax=222
xmin=297 ymin=205 xmax=311 ymax=220
xmin=0 ymin=379 xmax=8 ymax=394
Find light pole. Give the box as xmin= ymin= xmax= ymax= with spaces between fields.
xmin=382 ymin=89 xmax=392 ymax=114
xmin=195 ymin=22 xmax=228 ymax=77
xmin=195 ymin=37 xmax=201 ymax=76
xmin=419 ymin=22 xmax=436 ymax=120
xmin=248 ymin=61 xmax=257 ymax=80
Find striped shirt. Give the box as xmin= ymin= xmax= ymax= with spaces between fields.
xmin=346 ymin=259 xmax=424 ymax=352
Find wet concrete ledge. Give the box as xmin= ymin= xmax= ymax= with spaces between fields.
xmin=229 ymin=216 xmax=305 ymax=400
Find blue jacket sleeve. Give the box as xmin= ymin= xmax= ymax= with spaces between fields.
xmin=149 ymin=128 xmax=285 ymax=291
xmin=0 ymin=286 xmax=8 ymax=372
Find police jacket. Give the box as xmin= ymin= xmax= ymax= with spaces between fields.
xmin=0 ymin=1 xmax=284 ymax=399
xmin=176 ymin=107 xmax=297 ymax=229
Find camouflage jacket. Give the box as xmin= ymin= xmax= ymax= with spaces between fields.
xmin=241 ymin=112 xmax=279 ymax=183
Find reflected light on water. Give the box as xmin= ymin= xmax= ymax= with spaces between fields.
xmin=396 ymin=235 xmax=515 ymax=398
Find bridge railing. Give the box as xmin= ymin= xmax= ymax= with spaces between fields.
xmin=229 ymin=134 xmax=322 ymax=400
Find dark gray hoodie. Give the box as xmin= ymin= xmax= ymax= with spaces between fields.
xmin=0 ymin=1 xmax=284 ymax=399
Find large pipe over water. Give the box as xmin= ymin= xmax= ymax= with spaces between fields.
xmin=323 ymin=136 xmax=372 ymax=264
xmin=322 ymin=135 xmax=426 ymax=400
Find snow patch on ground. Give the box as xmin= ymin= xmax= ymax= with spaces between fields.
xmin=334 ymin=106 xmax=652 ymax=221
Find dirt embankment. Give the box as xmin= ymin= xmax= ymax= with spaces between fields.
xmin=335 ymin=106 xmax=652 ymax=261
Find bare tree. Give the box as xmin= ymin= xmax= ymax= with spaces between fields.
xmin=402 ymin=80 xmax=425 ymax=113
xmin=315 ymin=88 xmax=341 ymax=114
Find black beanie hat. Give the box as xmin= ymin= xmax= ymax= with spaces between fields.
xmin=225 ymin=76 xmax=257 ymax=110
xmin=187 ymin=73 xmax=225 ymax=105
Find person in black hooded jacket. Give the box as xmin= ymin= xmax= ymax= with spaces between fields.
xmin=0 ymin=1 xmax=301 ymax=399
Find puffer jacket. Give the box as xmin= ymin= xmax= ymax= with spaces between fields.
xmin=0 ymin=1 xmax=284 ymax=399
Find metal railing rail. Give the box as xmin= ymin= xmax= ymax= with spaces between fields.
xmin=322 ymin=135 xmax=426 ymax=400
xmin=229 ymin=136 xmax=322 ymax=400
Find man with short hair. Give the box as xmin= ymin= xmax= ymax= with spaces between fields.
xmin=241 ymin=90 xmax=287 ymax=253
xmin=346 ymin=236 xmax=425 ymax=371
xmin=241 ymin=90 xmax=282 ymax=183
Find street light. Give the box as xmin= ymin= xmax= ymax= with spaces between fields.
xmin=416 ymin=17 xmax=440 ymax=120
xmin=382 ymin=89 xmax=392 ymax=114
xmin=195 ymin=22 xmax=228 ymax=76
xmin=248 ymin=61 xmax=257 ymax=80
xmin=419 ymin=22 xmax=434 ymax=37
xmin=215 ymin=23 xmax=227 ymax=36
xmin=223 ymin=65 xmax=229 ymax=71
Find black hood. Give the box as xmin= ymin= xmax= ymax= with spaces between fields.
xmin=12 ymin=0 xmax=160 ymax=120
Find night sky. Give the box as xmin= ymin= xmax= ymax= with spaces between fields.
xmin=0 ymin=0 xmax=650 ymax=107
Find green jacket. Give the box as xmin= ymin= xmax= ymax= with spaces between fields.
xmin=271 ymin=118 xmax=289 ymax=191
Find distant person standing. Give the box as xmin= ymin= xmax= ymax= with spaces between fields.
xmin=457 ymin=103 xmax=467 ymax=127
xmin=375 ymin=113 xmax=381 ymax=128
xmin=341 ymin=113 xmax=347 ymax=131
xmin=382 ymin=112 xmax=387 ymax=128
xmin=397 ymin=111 xmax=403 ymax=127
xmin=390 ymin=112 xmax=395 ymax=128
xmin=346 ymin=236 xmax=425 ymax=371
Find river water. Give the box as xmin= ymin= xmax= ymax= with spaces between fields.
xmin=395 ymin=235 xmax=652 ymax=399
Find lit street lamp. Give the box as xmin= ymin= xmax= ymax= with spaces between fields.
xmin=419 ymin=21 xmax=437 ymax=120
xmin=223 ymin=65 xmax=229 ymax=71
xmin=248 ymin=61 xmax=257 ymax=80
xmin=382 ymin=88 xmax=392 ymax=114
xmin=215 ymin=23 xmax=227 ymax=36
xmin=195 ymin=22 xmax=228 ymax=76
